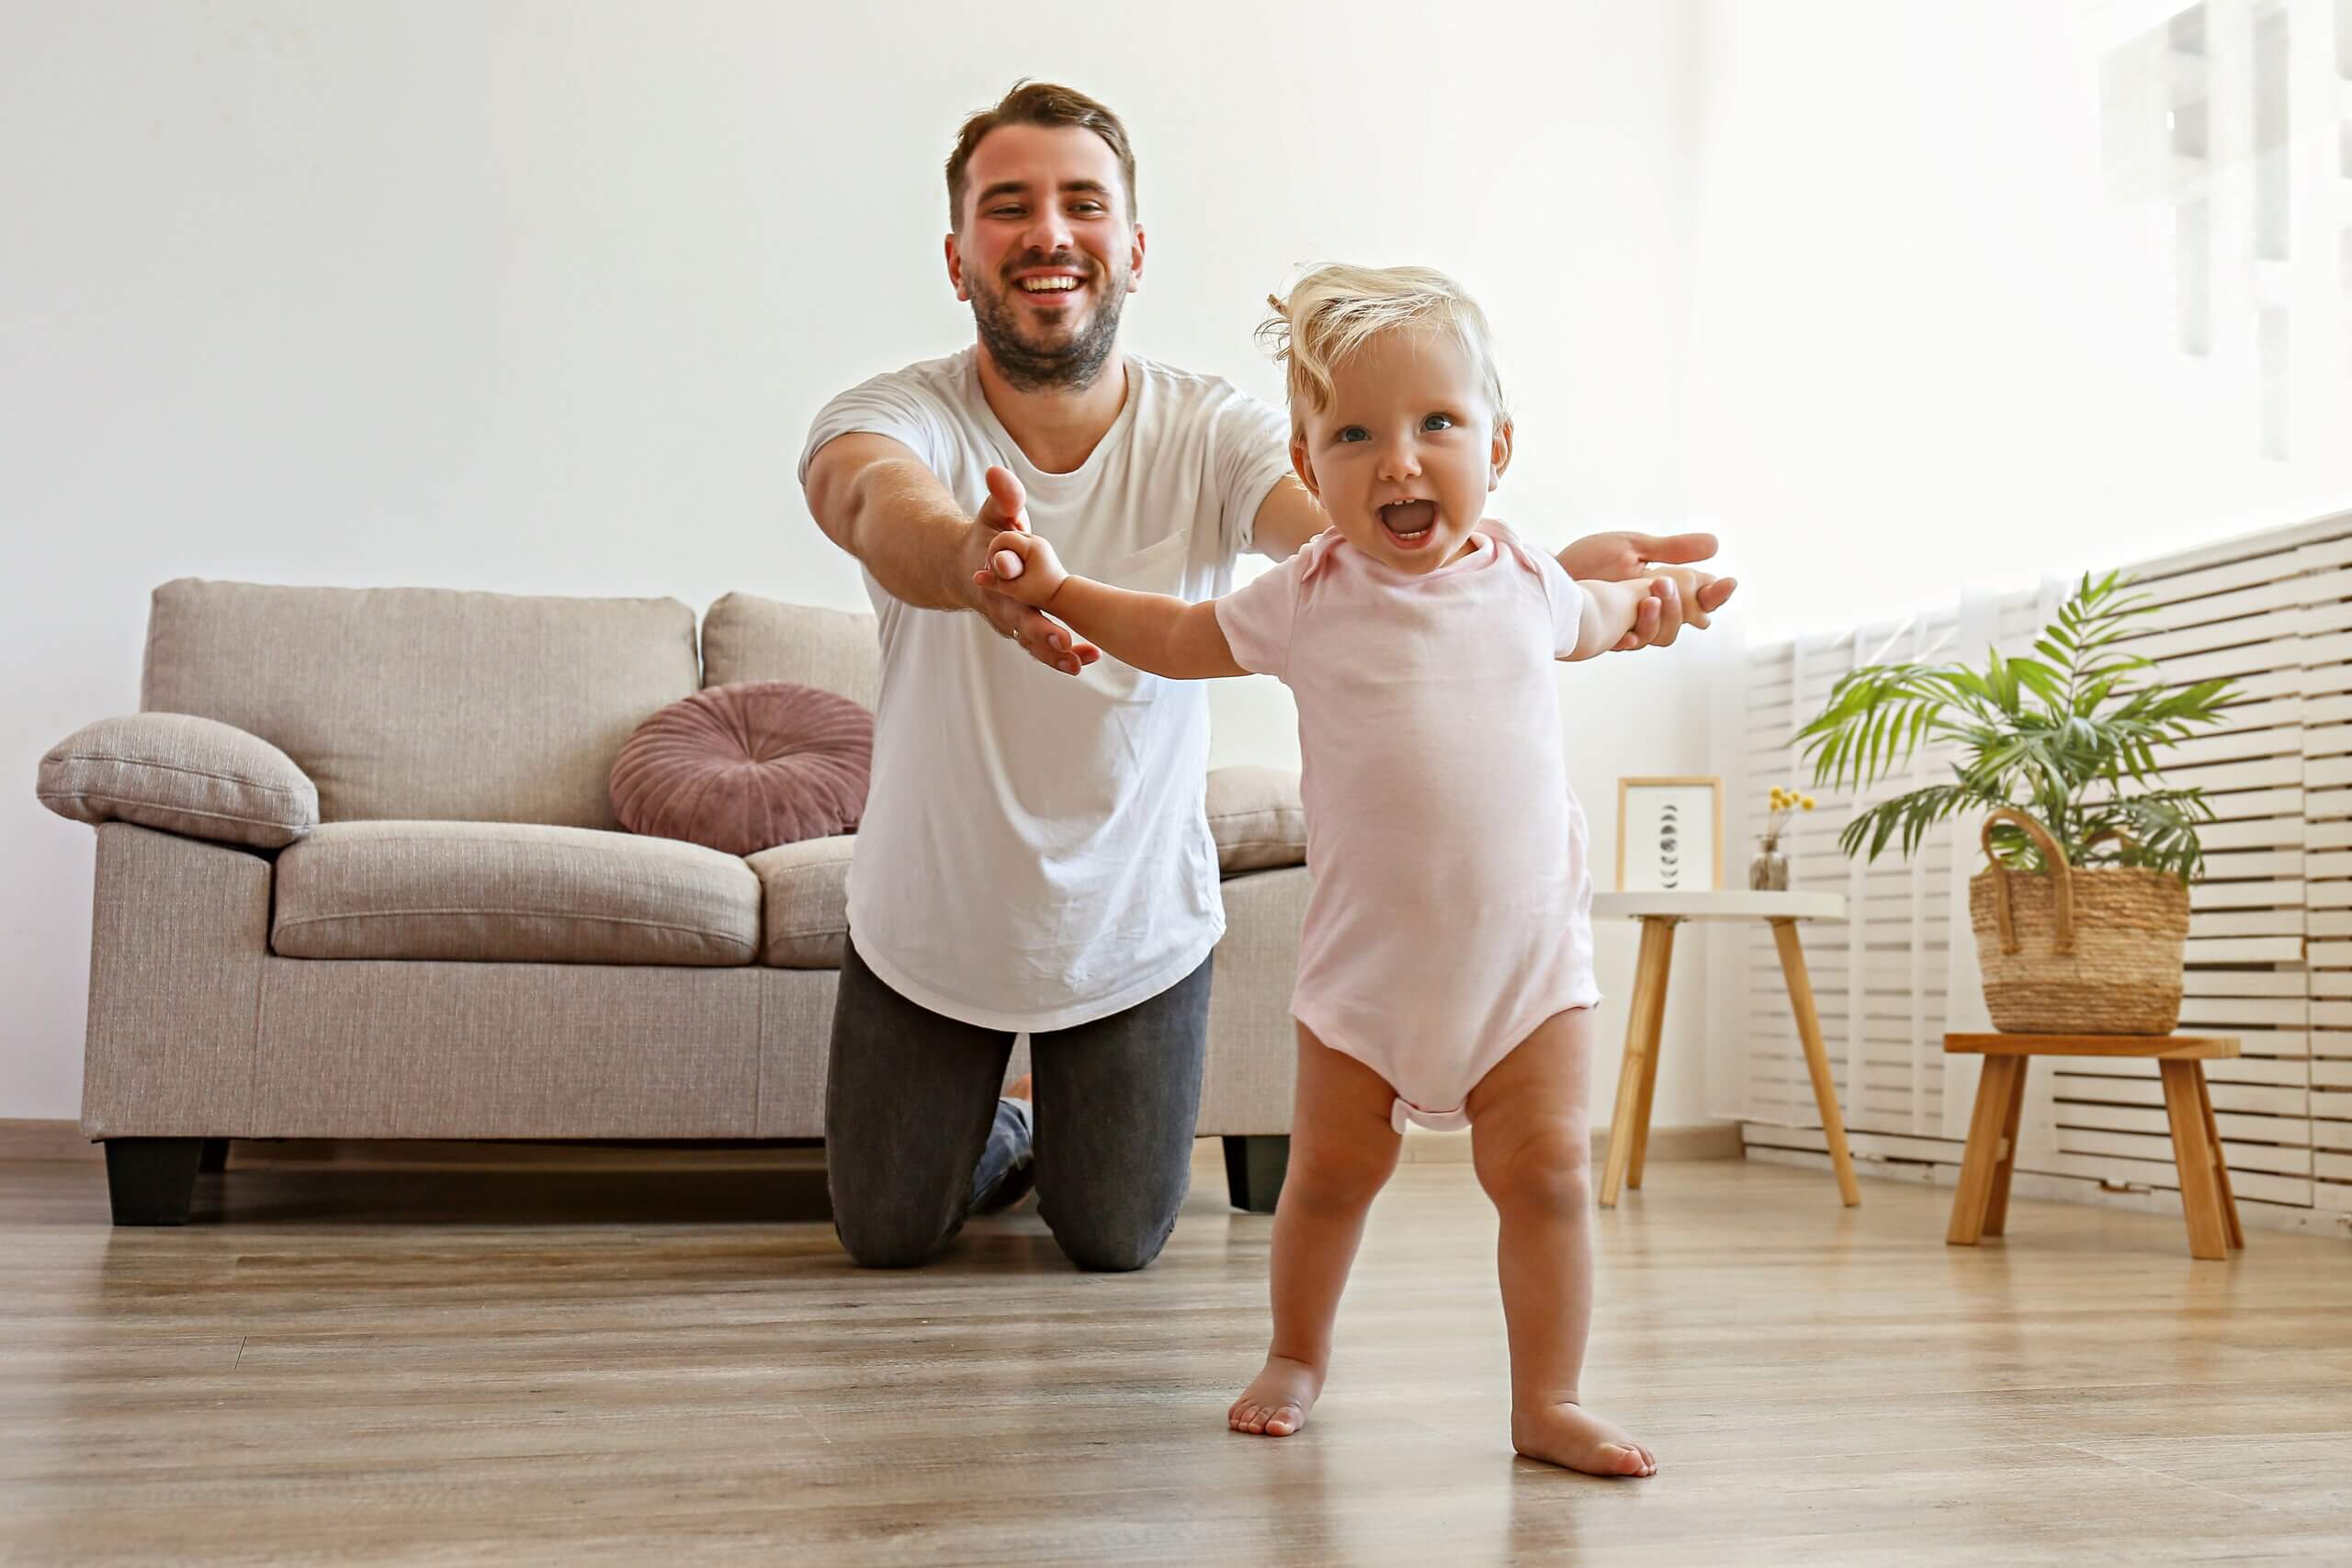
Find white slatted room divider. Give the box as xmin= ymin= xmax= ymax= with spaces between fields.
xmin=1717 ymin=510 xmax=2352 ymax=1238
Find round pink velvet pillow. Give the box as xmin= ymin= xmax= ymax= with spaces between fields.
xmin=611 ymin=681 xmax=873 ymax=856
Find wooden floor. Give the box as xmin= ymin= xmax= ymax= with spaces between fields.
xmin=4 ymin=1148 xmax=2349 ymax=1566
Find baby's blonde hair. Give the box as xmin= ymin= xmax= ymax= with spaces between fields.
xmin=1256 ymin=264 xmax=1508 ymax=438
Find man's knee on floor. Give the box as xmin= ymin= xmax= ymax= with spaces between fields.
xmin=1475 ymin=1126 xmax=1593 ymax=1216
xmin=1046 ymin=1208 xmax=1175 ymax=1273
xmin=832 ymin=1205 xmax=953 ymax=1269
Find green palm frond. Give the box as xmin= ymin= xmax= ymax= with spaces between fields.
xmin=1797 ymin=571 xmax=2237 ymax=883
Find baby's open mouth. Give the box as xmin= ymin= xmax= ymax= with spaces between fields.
xmin=1379 ymin=499 xmax=1438 ymax=546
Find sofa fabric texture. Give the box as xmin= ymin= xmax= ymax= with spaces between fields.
xmin=611 ymin=681 xmax=874 ymax=856
xmin=39 ymin=712 xmax=319 ymax=849
xmin=1204 ymin=765 xmax=1308 ymax=874
xmin=699 ymin=592 xmax=882 ymax=708
xmin=745 ymin=835 xmax=856 ymax=968
xmin=141 ymin=579 xmax=699 ymax=829
xmin=271 ymin=820 xmax=761 ymax=966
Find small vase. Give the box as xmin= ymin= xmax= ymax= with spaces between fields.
xmin=1749 ymin=841 xmax=1789 ymax=891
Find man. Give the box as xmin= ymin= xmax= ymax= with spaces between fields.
xmin=799 ymin=81 xmax=1732 ymax=1272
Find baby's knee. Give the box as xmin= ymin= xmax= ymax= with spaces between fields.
xmin=1476 ymin=1128 xmax=1593 ymax=1214
xmin=1288 ymin=1138 xmax=1397 ymax=1213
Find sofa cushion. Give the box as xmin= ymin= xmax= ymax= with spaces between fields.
xmin=611 ymin=682 xmax=873 ymax=856
xmin=745 ymin=835 xmax=855 ymax=968
xmin=700 ymin=593 xmax=881 ymax=709
xmin=39 ymin=713 xmax=319 ymax=849
xmin=141 ymin=579 xmax=700 ymax=829
xmin=743 ymin=770 xmax=1306 ymax=973
xmin=1207 ymin=766 xmax=1308 ymax=873
xmin=273 ymin=820 xmax=760 ymax=965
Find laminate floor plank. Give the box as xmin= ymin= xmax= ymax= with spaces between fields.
xmin=2 ymin=1150 xmax=2346 ymax=1565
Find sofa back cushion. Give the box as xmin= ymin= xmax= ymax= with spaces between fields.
xmin=700 ymin=593 xmax=880 ymax=710
xmin=141 ymin=579 xmax=699 ymax=828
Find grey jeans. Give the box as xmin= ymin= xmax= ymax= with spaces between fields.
xmin=824 ymin=935 xmax=1214 ymax=1272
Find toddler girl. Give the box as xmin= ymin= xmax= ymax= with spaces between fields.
xmin=976 ymin=265 xmax=1697 ymax=1476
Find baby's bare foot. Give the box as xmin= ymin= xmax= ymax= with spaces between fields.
xmin=1227 ymin=1355 xmax=1324 ymax=1438
xmin=1510 ymin=1402 xmax=1657 ymax=1477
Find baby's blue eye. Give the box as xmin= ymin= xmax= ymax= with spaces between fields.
xmin=1337 ymin=426 xmax=1369 ymax=443
xmin=1423 ymin=413 xmax=1455 ymax=432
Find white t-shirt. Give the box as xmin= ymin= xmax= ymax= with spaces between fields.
xmin=797 ymin=347 xmax=1293 ymax=1032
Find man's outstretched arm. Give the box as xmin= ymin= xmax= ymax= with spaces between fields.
xmin=803 ymin=434 xmax=1097 ymax=675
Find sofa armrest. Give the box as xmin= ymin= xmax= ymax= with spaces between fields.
xmin=39 ymin=713 xmax=318 ymax=850
xmin=82 ymin=822 xmax=272 ymax=1138
xmin=1200 ymin=862 xmax=1307 ymax=1136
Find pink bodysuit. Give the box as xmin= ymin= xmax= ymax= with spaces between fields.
xmin=1216 ymin=523 xmax=1600 ymax=1133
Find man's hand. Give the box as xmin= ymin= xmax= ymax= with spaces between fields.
xmin=973 ymin=529 xmax=1070 ymax=610
xmin=1559 ymin=530 xmax=1737 ymax=651
xmin=962 ymin=466 xmax=1099 ymax=677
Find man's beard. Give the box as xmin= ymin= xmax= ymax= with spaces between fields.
xmin=968 ymin=254 xmax=1126 ymax=393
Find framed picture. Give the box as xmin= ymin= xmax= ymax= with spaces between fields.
xmin=1615 ymin=776 xmax=1724 ymax=892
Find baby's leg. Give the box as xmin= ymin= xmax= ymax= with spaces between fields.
xmin=1228 ymin=1023 xmax=1402 ymax=1438
xmin=1464 ymin=1007 xmax=1657 ymax=1477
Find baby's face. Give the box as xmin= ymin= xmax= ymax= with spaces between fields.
xmin=1292 ymin=326 xmax=1509 ymax=574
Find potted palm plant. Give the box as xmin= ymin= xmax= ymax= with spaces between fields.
xmin=1795 ymin=572 xmax=2239 ymax=1034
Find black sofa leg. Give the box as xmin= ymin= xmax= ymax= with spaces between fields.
xmin=1222 ymin=1134 xmax=1290 ymax=1214
xmin=104 ymin=1139 xmax=204 ymax=1225
xmin=198 ymin=1138 xmax=230 ymax=1175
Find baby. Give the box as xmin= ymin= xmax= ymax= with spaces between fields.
xmin=976 ymin=265 xmax=1701 ymax=1477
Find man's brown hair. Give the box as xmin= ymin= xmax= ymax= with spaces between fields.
xmin=944 ymin=80 xmax=1137 ymax=230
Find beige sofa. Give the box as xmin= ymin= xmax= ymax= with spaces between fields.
xmin=39 ymin=580 xmax=1306 ymax=1224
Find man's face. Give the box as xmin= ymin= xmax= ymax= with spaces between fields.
xmin=947 ymin=123 xmax=1144 ymax=392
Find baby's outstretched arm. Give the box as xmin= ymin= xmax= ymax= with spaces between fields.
xmin=975 ymin=531 xmax=1248 ymax=681
xmin=1568 ymin=569 xmax=1712 ymax=661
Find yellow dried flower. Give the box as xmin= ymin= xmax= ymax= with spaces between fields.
xmin=1802 ymin=796 xmax=1816 ymax=810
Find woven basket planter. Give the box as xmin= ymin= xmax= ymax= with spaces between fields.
xmin=1966 ymin=807 xmax=2190 ymax=1036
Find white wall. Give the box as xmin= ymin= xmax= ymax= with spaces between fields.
xmin=1 ymin=1 xmax=1723 ymax=1127
xmin=1684 ymin=0 xmax=2352 ymax=646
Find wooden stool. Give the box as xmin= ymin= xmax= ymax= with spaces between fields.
xmin=1944 ymin=1033 xmax=2245 ymax=1260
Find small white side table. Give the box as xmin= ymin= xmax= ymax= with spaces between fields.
xmin=1589 ymin=890 xmax=1860 ymax=1209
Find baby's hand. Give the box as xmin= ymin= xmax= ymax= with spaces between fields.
xmin=972 ymin=529 xmax=1070 ymax=608
xmin=1645 ymin=566 xmax=1715 ymax=633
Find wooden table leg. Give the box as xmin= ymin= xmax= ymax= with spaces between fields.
xmin=2192 ymin=1065 xmax=2245 ymax=1252
xmin=1626 ymin=934 xmax=1674 ymax=1191
xmin=1769 ymin=918 xmax=1861 ymax=1207
xmin=1948 ymin=1055 xmax=2020 ymax=1246
xmin=1600 ymin=917 xmax=1675 ymax=1209
xmin=2160 ymin=1058 xmax=2231 ymax=1260
xmin=1982 ymin=1055 xmax=2030 ymax=1238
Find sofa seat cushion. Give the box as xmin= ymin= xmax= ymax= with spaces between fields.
xmin=273 ymin=821 xmax=760 ymax=965
xmin=746 ymin=835 xmax=854 ymax=968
